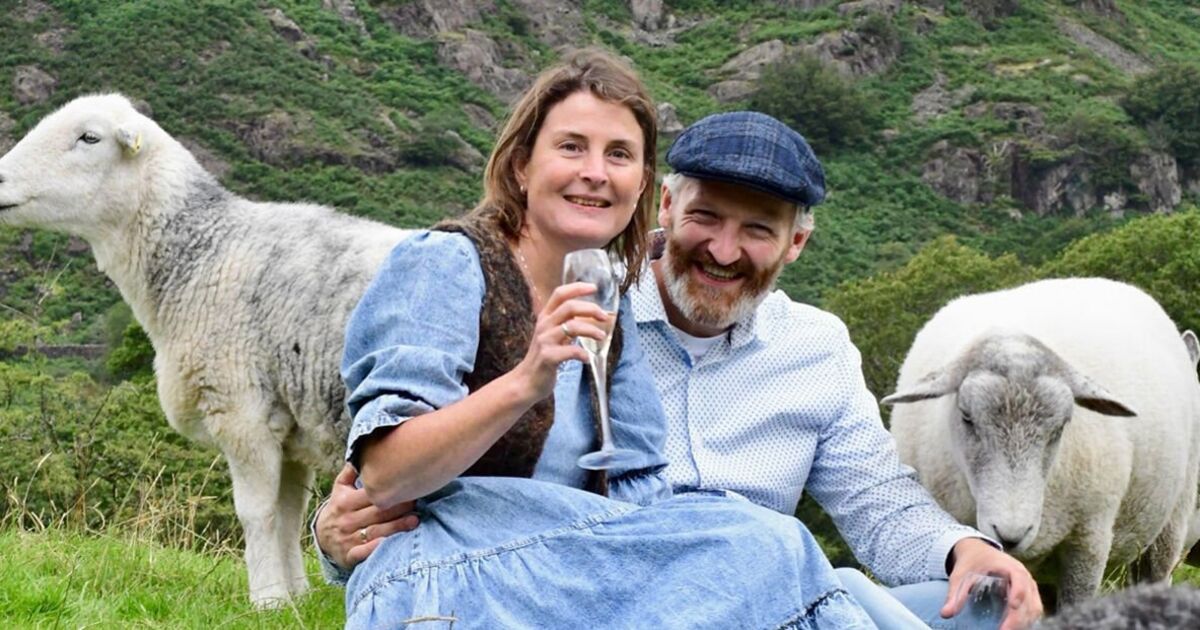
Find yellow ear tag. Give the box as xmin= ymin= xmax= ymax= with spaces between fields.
xmin=124 ymin=133 xmax=143 ymax=156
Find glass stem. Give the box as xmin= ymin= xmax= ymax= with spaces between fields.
xmin=588 ymin=352 xmax=613 ymax=450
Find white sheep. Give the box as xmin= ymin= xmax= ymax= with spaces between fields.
xmin=0 ymin=94 xmax=411 ymax=607
xmin=882 ymin=278 xmax=1200 ymax=606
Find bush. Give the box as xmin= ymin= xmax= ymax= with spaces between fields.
xmin=1039 ymin=209 xmax=1200 ymax=338
xmin=748 ymin=54 xmax=877 ymax=154
xmin=824 ymin=237 xmax=1033 ymax=404
xmin=1055 ymin=106 xmax=1141 ymax=191
xmin=1123 ymin=64 xmax=1200 ymax=168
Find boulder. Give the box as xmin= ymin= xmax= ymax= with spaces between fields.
xmin=804 ymin=27 xmax=900 ymax=77
xmin=381 ymin=0 xmax=492 ymax=38
xmin=1130 ymin=151 xmax=1182 ymax=213
xmin=510 ymin=0 xmax=586 ymax=48
xmin=262 ymin=7 xmax=329 ymax=67
xmin=707 ymin=80 xmax=758 ymax=104
xmin=718 ymin=40 xmax=787 ymax=81
xmin=631 ymin=0 xmax=666 ymax=31
xmin=322 ymin=0 xmax=367 ymax=35
xmin=657 ymin=102 xmax=684 ymax=136
xmin=443 ymin=130 xmax=486 ymax=171
xmin=922 ymin=141 xmax=986 ymax=205
xmin=13 ymin=65 xmax=57 ymax=106
xmin=34 ymin=27 xmax=70 ymax=55
xmin=438 ymin=30 xmax=531 ymax=104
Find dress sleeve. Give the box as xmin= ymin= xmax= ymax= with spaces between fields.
xmin=340 ymin=231 xmax=484 ymax=468
xmin=605 ymin=293 xmax=673 ymax=506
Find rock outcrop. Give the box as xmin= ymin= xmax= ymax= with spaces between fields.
xmin=0 ymin=110 xmax=15 ymax=155
xmin=963 ymin=0 xmax=1020 ymax=30
xmin=1056 ymin=18 xmax=1151 ymax=75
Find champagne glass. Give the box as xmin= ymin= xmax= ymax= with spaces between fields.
xmin=954 ymin=573 xmax=1009 ymax=629
xmin=563 ymin=249 xmax=642 ymax=470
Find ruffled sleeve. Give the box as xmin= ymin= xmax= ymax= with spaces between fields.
xmin=340 ymin=231 xmax=484 ymax=467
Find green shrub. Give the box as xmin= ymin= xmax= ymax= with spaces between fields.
xmin=748 ymin=54 xmax=877 ymax=154
xmin=825 ymin=237 xmax=1033 ymax=404
xmin=1123 ymin=64 xmax=1200 ymax=168
xmin=1055 ymin=106 xmax=1141 ymax=191
xmin=1039 ymin=209 xmax=1200 ymax=337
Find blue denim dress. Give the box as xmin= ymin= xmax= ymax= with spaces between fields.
xmin=340 ymin=231 xmax=873 ymax=630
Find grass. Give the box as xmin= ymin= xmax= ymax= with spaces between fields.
xmin=0 ymin=528 xmax=344 ymax=628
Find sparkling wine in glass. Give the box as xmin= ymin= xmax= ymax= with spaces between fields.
xmin=562 ymin=249 xmax=642 ymax=471
xmin=955 ymin=573 xmax=1009 ymax=629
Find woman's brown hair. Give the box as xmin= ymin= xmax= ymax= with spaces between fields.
xmin=478 ymin=48 xmax=657 ymax=289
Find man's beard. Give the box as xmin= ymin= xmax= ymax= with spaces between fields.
xmin=661 ymin=235 xmax=787 ymax=332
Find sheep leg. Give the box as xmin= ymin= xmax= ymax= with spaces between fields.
xmin=1132 ymin=506 xmax=1187 ymax=583
xmin=222 ymin=427 xmax=291 ymax=608
xmin=1056 ymin=530 xmax=1111 ymax=606
xmin=278 ymin=458 xmax=314 ymax=596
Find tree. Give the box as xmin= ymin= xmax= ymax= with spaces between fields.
xmin=1040 ymin=209 xmax=1200 ymax=338
xmin=825 ymin=237 xmax=1032 ymax=404
xmin=748 ymin=54 xmax=877 ymax=154
xmin=1123 ymin=64 xmax=1200 ymax=168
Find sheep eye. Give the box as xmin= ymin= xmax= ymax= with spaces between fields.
xmin=959 ymin=408 xmax=974 ymax=425
xmin=79 ymin=132 xmax=101 ymax=145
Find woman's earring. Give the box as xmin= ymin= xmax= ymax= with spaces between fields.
xmin=519 ymin=184 xmax=527 ymax=194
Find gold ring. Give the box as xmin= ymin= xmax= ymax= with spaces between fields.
xmin=358 ymin=527 xmax=369 ymax=543
xmin=561 ymin=323 xmax=571 ymax=338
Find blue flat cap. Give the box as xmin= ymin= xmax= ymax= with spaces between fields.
xmin=666 ymin=111 xmax=826 ymax=207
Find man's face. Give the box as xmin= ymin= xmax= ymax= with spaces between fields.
xmin=657 ymin=178 xmax=809 ymax=334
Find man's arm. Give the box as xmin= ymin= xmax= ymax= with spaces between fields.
xmin=312 ymin=464 xmax=418 ymax=584
xmin=805 ymin=327 xmax=1041 ymax=626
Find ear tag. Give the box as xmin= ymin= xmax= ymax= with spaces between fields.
xmin=119 ymin=130 xmax=143 ymax=156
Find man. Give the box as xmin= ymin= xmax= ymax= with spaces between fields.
xmin=315 ymin=112 xmax=1042 ymax=629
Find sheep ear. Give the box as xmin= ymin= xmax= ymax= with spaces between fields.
xmin=1183 ymin=330 xmax=1199 ymax=370
xmin=1067 ymin=371 xmax=1137 ymax=417
xmin=880 ymin=366 xmax=963 ymax=405
xmin=117 ymin=127 xmax=143 ymax=157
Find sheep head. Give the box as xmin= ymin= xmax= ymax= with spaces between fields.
xmin=0 ymin=94 xmax=158 ymax=240
xmin=882 ymin=330 xmax=1136 ymax=554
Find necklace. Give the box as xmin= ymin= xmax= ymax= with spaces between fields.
xmin=513 ymin=242 xmax=545 ymax=310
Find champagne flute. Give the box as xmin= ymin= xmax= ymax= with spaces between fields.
xmin=954 ymin=573 xmax=1009 ymax=629
xmin=562 ymin=249 xmax=642 ymax=470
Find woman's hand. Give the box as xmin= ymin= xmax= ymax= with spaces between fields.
xmin=514 ymin=282 xmax=612 ymax=399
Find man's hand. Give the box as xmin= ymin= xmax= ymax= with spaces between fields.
xmin=316 ymin=464 xmax=419 ymax=570
xmin=942 ymin=538 xmax=1043 ymax=630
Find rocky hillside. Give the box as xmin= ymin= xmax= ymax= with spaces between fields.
xmin=2 ymin=0 xmax=1199 ymax=334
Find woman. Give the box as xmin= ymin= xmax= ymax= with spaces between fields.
xmin=340 ymin=50 xmax=873 ymax=629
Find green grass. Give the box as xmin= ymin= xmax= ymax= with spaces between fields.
xmin=0 ymin=528 xmax=343 ymax=628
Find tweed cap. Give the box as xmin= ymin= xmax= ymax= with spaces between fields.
xmin=666 ymin=111 xmax=826 ymax=207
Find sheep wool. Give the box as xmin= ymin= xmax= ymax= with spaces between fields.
xmin=883 ymin=278 xmax=1200 ymax=606
xmin=0 ymin=94 xmax=411 ymax=607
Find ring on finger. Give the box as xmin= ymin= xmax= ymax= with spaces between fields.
xmin=358 ymin=527 xmax=369 ymax=543
xmin=561 ymin=323 xmax=572 ymax=339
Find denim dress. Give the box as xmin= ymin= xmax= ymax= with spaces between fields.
xmin=339 ymin=231 xmax=873 ymax=630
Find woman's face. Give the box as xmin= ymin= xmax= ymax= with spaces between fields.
xmin=516 ymin=90 xmax=646 ymax=252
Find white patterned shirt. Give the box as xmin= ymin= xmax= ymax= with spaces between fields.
xmin=630 ymin=274 xmax=985 ymax=586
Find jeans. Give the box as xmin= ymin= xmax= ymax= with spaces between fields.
xmin=837 ymin=568 xmax=1002 ymax=630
